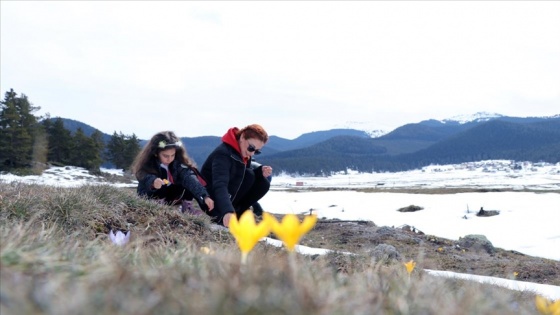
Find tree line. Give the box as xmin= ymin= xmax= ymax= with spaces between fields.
xmin=0 ymin=89 xmax=141 ymax=175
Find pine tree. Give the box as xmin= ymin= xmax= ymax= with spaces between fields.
xmin=69 ymin=127 xmax=103 ymax=172
xmin=106 ymin=132 xmax=141 ymax=171
xmin=123 ymin=133 xmax=141 ymax=171
xmin=106 ymin=132 xmax=128 ymax=170
xmin=44 ymin=117 xmax=73 ymax=165
xmin=69 ymin=128 xmax=88 ymax=168
xmin=0 ymin=89 xmax=41 ymax=170
xmin=89 ymin=130 xmax=105 ymax=173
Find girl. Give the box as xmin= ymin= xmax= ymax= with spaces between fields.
xmin=131 ymin=131 xmax=214 ymax=214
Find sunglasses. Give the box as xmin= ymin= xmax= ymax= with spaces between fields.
xmin=247 ymin=143 xmax=262 ymax=155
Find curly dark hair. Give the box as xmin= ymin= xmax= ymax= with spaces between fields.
xmin=130 ymin=131 xmax=196 ymax=179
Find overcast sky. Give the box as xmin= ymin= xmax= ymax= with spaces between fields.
xmin=1 ymin=1 xmax=559 ymax=140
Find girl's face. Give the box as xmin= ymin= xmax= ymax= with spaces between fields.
xmin=157 ymin=148 xmax=176 ymax=166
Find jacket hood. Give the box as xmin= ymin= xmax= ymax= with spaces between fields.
xmin=222 ymin=127 xmax=242 ymax=155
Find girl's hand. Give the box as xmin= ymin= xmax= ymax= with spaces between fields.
xmin=204 ymin=197 xmax=214 ymax=211
xmin=153 ymin=178 xmax=165 ymax=189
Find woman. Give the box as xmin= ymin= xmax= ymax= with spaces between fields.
xmin=131 ymin=131 xmax=214 ymax=214
xmin=201 ymin=124 xmax=273 ymax=227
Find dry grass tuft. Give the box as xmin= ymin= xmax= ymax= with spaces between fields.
xmin=0 ymin=183 xmax=553 ymax=314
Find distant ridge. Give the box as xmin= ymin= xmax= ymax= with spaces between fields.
xmin=441 ymin=112 xmax=503 ymax=124
xmin=54 ymin=113 xmax=560 ymax=174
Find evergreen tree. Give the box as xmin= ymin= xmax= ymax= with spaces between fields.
xmin=107 ymin=132 xmax=126 ymax=170
xmin=90 ymin=130 xmax=105 ymax=172
xmin=123 ymin=133 xmax=140 ymax=171
xmin=70 ymin=128 xmax=86 ymax=167
xmin=106 ymin=131 xmax=140 ymax=170
xmin=70 ymin=128 xmax=103 ymax=172
xmin=44 ymin=117 xmax=73 ymax=165
xmin=0 ymin=89 xmax=41 ymax=170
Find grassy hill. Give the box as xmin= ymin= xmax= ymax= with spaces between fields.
xmin=1 ymin=182 xmax=557 ymax=314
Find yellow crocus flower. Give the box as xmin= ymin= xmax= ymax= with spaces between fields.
xmin=264 ymin=212 xmax=317 ymax=252
xmin=229 ymin=210 xmax=272 ymax=264
xmin=404 ymin=260 xmax=416 ymax=275
xmin=535 ymin=295 xmax=560 ymax=315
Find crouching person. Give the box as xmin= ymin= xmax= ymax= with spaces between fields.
xmin=201 ymin=124 xmax=272 ymax=227
xmin=131 ymin=130 xmax=214 ymax=215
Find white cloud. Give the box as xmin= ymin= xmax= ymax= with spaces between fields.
xmin=1 ymin=1 xmax=559 ymax=139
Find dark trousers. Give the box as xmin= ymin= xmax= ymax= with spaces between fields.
xmin=154 ymin=184 xmax=195 ymax=206
xmin=232 ymin=168 xmax=270 ymax=218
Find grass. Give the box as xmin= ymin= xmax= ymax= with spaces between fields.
xmin=0 ymin=182 xmax=555 ymax=314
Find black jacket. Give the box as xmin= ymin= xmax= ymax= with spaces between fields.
xmin=137 ymin=159 xmax=209 ymax=207
xmin=201 ymin=142 xmax=264 ymax=216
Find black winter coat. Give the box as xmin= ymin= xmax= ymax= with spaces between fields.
xmin=201 ymin=142 xmax=264 ymax=217
xmin=137 ymin=159 xmax=209 ymax=208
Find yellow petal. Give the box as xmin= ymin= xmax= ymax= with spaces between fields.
xmin=279 ymin=214 xmax=301 ymax=251
xmin=262 ymin=212 xmax=278 ymax=228
xmin=228 ymin=213 xmax=242 ymax=238
xmin=299 ymin=214 xmax=317 ymax=235
xmin=536 ymin=295 xmax=558 ymax=315
xmin=549 ymin=299 xmax=560 ymax=315
xmin=271 ymin=214 xmax=317 ymax=252
xmin=404 ymin=260 xmax=416 ymax=274
xmin=229 ymin=210 xmax=271 ymax=254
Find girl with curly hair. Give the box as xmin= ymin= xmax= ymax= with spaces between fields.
xmin=131 ymin=131 xmax=214 ymax=214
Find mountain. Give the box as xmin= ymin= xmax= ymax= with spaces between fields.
xmin=179 ymin=136 xmax=221 ymax=166
xmin=437 ymin=112 xmax=560 ymax=125
xmin=333 ymin=120 xmax=389 ymax=138
xmin=392 ymin=119 xmax=560 ymax=169
xmin=54 ymin=114 xmax=560 ymax=174
xmin=183 ymin=129 xmax=369 ymax=165
xmin=440 ymin=112 xmax=503 ymax=125
xmin=268 ymin=129 xmax=369 ymax=151
xmin=259 ymin=115 xmax=560 ymax=174
xmin=380 ymin=112 xmax=507 ymax=141
xmin=57 ymin=118 xmax=112 ymax=143
xmin=375 ymin=112 xmax=560 ymax=151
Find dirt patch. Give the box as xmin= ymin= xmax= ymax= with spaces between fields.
xmin=296 ymin=218 xmax=560 ymax=286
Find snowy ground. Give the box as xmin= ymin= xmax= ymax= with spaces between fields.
xmin=271 ymin=160 xmax=560 ymax=191
xmin=1 ymin=160 xmax=559 ymax=299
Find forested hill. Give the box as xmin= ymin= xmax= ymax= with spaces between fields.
xmin=58 ymin=115 xmax=560 ymax=174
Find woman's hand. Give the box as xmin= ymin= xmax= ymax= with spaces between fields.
xmin=204 ymin=196 xmax=214 ymax=211
xmin=262 ymin=165 xmax=273 ymax=178
xmin=223 ymin=213 xmax=233 ymax=228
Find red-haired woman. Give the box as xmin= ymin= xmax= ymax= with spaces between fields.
xmin=201 ymin=124 xmax=273 ymax=227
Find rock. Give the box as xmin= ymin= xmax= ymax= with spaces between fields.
xmin=399 ymin=224 xmax=425 ymax=235
xmin=476 ymin=207 xmax=500 ymax=217
xmin=376 ymin=226 xmax=396 ymax=236
xmin=371 ymin=226 xmax=421 ymax=244
xmin=370 ymin=244 xmax=402 ymax=262
xmin=397 ymin=205 xmax=424 ymax=212
xmin=458 ymin=234 xmax=496 ymax=254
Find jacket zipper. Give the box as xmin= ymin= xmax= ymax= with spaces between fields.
xmin=230 ymin=154 xmax=248 ymax=202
